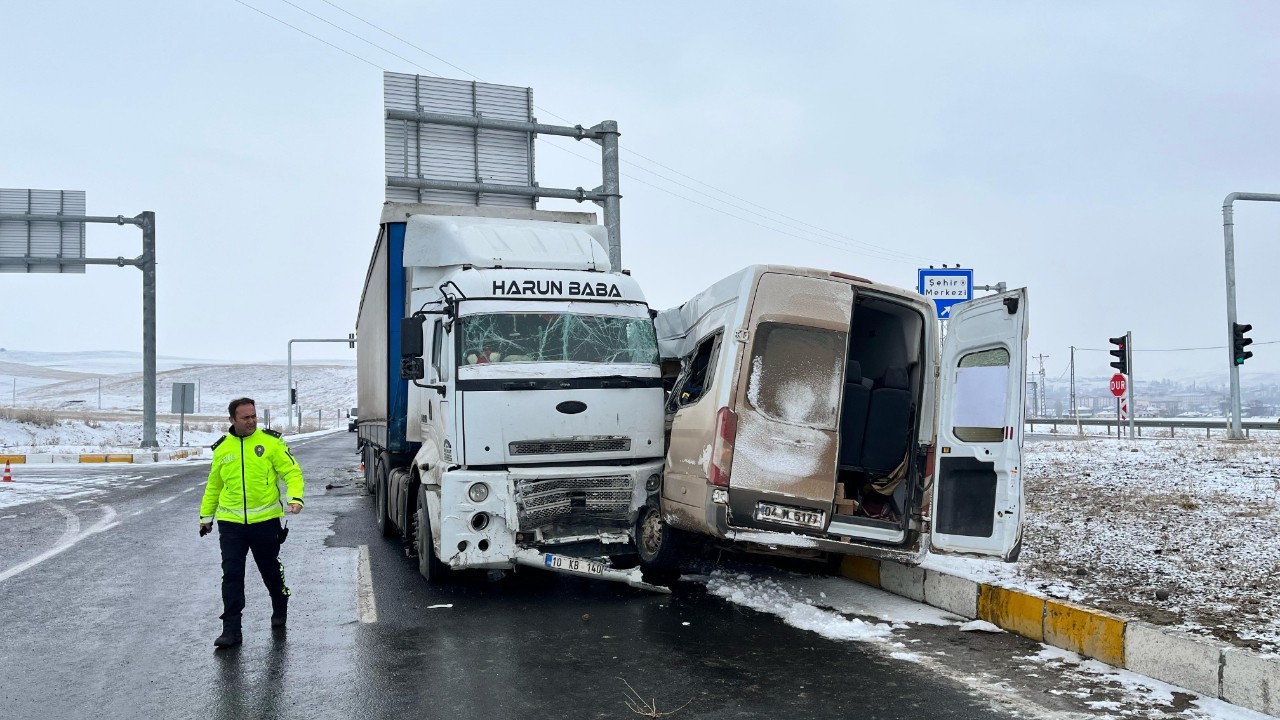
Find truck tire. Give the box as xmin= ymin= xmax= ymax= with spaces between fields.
xmin=375 ymin=461 xmax=396 ymax=539
xmin=636 ymin=504 xmax=686 ymax=584
xmin=415 ymin=485 xmax=448 ymax=583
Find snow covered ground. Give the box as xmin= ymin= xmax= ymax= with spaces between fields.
xmin=929 ymin=433 xmax=1280 ymax=654
xmin=696 ymin=564 xmax=1269 ymax=719
xmin=0 ymin=349 xmax=355 ymax=420
xmin=0 ymin=350 xmax=356 ymax=451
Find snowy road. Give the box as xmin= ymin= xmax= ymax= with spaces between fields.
xmin=0 ymin=464 xmax=194 ymax=510
xmin=0 ymin=432 xmax=1268 ymax=719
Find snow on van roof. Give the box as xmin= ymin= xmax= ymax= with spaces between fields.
xmin=402 ymin=214 xmax=611 ymax=272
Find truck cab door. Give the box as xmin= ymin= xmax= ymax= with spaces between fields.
xmin=930 ymin=289 xmax=1028 ymax=560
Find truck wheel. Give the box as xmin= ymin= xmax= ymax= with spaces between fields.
xmin=415 ymin=486 xmax=448 ymax=583
xmin=375 ymin=465 xmax=395 ymax=539
xmin=636 ymin=505 xmax=685 ymax=583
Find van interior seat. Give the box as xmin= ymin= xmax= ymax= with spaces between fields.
xmin=838 ymin=360 xmax=871 ymax=469
xmin=861 ymin=366 xmax=912 ymax=476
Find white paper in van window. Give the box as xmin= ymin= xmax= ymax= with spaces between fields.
xmin=952 ymin=365 xmax=1009 ymax=428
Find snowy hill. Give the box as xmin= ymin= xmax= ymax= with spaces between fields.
xmin=0 ymin=350 xmax=355 ymax=417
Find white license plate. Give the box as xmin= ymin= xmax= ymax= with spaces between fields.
xmin=544 ymin=554 xmax=605 ymax=576
xmin=755 ymin=502 xmax=825 ymax=530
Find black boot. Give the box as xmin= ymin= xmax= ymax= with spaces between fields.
xmin=214 ymin=619 xmax=242 ymax=648
xmin=271 ymin=596 xmax=288 ymax=628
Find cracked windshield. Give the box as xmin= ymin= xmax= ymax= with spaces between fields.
xmin=460 ymin=312 xmax=658 ymax=365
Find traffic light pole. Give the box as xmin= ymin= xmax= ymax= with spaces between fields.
xmin=1126 ymin=330 xmax=1135 ymax=441
xmin=1222 ymin=192 xmax=1280 ymax=440
xmin=287 ymin=334 xmax=356 ymax=432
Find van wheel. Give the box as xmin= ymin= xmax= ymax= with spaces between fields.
xmin=375 ymin=464 xmax=395 ymax=539
xmin=636 ymin=505 xmax=685 ymax=583
xmin=414 ymin=486 xmax=448 ymax=583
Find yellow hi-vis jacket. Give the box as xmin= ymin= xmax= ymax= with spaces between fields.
xmin=199 ymin=428 xmax=305 ymax=525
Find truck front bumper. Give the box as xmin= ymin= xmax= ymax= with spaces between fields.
xmin=437 ymin=461 xmax=664 ymax=571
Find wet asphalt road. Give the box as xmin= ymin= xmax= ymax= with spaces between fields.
xmin=0 ymin=432 xmax=1199 ymax=720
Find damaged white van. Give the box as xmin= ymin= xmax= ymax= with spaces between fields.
xmin=638 ymin=265 xmax=1028 ymax=572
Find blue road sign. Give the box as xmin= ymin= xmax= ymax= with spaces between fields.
xmin=917 ymin=268 xmax=974 ymax=319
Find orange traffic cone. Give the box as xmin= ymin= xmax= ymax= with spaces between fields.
xmin=2 ymin=461 xmax=11 ymax=482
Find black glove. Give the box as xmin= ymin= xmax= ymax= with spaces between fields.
xmin=199 ymin=524 xmax=211 ymax=537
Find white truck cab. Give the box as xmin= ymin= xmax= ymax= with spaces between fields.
xmin=364 ymin=206 xmax=665 ymax=588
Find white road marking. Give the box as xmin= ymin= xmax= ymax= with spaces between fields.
xmin=180 ymin=487 xmax=196 ymax=493
xmin=50 ymin=504 xmax=81 ymax=548
xmin=356 ymin=544 xmax=377 ymax=624
xmin=157 ymin=494 xmax=181 ymax=505
xmin=0 ymin=504 xmax=118 ymax=583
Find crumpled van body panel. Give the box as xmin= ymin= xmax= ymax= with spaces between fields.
xmin=655 ymin=264 xmax=1027 ymax=565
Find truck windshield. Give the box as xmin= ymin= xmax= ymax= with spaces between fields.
xmin=459 ymin=312 xmax=659 ymax=366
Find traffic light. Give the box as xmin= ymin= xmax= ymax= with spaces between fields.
xmin=1232 ymin=322 xmax=1254 ymax=365
xmin=290 ymin=387 xmax=297 ymax=405
xmin=1108 ymin=335 xmax=1128 ymax=374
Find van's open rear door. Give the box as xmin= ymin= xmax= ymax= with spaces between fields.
xmin=731 ymin=272 xmax=854 ymax=532
xmin=930 ymin=289 xmax=1028 ymax=560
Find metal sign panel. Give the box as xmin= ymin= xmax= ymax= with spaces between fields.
xmin=384 ymin=72 xmax=534 ymax=209
xmin=0 ymin=189 xmax=86 ymax=273
xmin=917 ymin=268 xmax=974 ymax=319
xmin=171 ymin=382 xmax=195 ymax=414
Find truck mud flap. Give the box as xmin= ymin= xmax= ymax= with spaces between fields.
xmin=512 ymin=549 xmax=670 ymax=594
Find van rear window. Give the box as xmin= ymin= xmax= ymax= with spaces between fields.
xmin=952 ymin=347 xmax=1010 ymax=442
xmin=746 ymin=323 xmax=845 ymax=429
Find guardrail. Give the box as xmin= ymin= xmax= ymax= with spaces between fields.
xmin=1026 ymin=416 xmax=1280 ymax=438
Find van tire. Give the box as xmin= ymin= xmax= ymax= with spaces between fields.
xmin=375 ymin=462 xmax=395 ymax=539
xmin=415 ymin=486 xmax=448 ymax=583
xmin=636 ymin=505 xmax=685 ymax=583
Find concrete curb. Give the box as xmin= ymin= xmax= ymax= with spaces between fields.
xmin=837 ymin=557 xmax=1279 ymax=717
xmin=0 ymin=449 xmax=204 ymax=464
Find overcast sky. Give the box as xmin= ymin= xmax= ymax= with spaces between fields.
xmin=3 ymin=1 xmax=1279 ymax=386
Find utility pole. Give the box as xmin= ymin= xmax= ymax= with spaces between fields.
xmin=97 ymin=377 xmax=102 ymax=410
xmin=1033 ymin=354 xmax=1050 ymax=417
xmin=1068 ymin=347 xmax=1077 ymax=418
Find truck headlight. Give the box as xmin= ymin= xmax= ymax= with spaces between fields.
xmin=468 ymin=482 xmax=489 ymax=503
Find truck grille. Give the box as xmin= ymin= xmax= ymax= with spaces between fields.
xmin=509 ymin=437 xmax=630 ymax=456
xmin=515 ymin=475 xmax=633 ymax=528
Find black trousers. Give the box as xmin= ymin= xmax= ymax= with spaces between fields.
xmin=217 ymin=519 xmax=290 ymax=626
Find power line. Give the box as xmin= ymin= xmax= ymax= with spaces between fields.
xmin=1077 ymin=340 xmax=1280 ymax=352
xmin=539 ymin=140 xmax=921 ymax=262
xmin=230 ymin=0 xmax=384 ymax=70
xmin=274 ymin=0 xmax=440 ymax=76
xmin=317 ymin=0 xmax=481 ymax=81
xmin=234 ymin=0 xmax=933 ymax=265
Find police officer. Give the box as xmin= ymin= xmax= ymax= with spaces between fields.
xmin=199 ymin=397 xmax=305 ymax=648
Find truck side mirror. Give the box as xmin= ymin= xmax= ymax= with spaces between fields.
xmin=400 ymin=315 xmax=425 ymax=358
